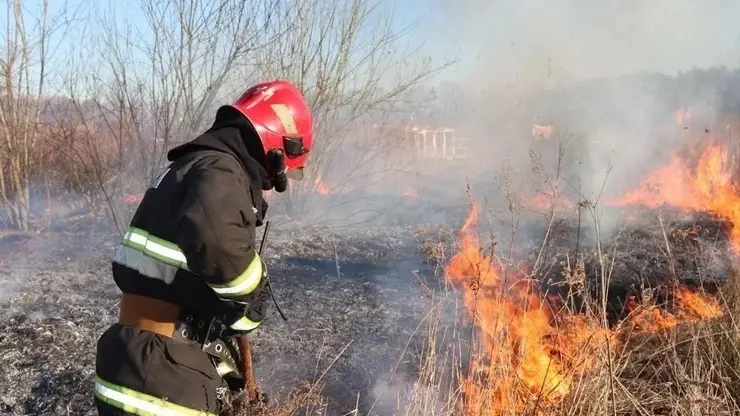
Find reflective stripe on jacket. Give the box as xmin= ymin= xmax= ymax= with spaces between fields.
xmin=111 ymin=140 xmax=270 ymax=331
xmin=114 ymin=226 xmax=265 ymax=331
xmin=116 ymin=227 xmax=265 ymax=299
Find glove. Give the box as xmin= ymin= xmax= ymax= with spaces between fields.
xmin=221 ymin=275 xmax=271 ymax=337
xmin=242 ymin=282 xmax=271 ymax=324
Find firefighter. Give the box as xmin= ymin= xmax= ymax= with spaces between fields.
xmin=94 ymin=80 xmax=314 ymax=415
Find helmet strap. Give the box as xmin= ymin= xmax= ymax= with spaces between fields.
xmin=266 ymin=149 xmax=288 ymax=193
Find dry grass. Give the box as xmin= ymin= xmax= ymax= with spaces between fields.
xmin=4 ymin=138 xmax=740 ymax=416
xmin=364 ymin=227 xmax=738 ymax=416
xmin=259 ymin=143 xmax=740 ymax=416
xmin=263 ymin=266 xmax=740 ymax=416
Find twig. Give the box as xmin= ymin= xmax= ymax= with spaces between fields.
xmin=306 ymin=339 xmax=354 ymax=398
xmin=333 ymin=237 xmax=341 ymax=277
xmin=657 ymin=209 xmax=678 ymax=291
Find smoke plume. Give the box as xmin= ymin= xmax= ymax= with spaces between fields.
xmin=409 ymin=0 xmax=740 ymax=238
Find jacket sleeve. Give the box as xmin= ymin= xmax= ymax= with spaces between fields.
xmin=173 ymin=159 xmax=267 ymax=307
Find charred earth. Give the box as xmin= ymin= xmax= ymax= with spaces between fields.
xmin=0 ymin=206 xmax=458 ymax=416
xmin=532 ymin=207 xmax=731 ymax=324
xmin=0 ymin=193 xmax=734 ymax=415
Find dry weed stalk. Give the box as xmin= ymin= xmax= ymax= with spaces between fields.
xmin=390 ymin=137 xmax=740 ymax=416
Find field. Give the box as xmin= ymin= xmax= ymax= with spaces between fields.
xmin=2 ymin=2 xmax=740 ymax=414
xmin=2 ymin=139 xmax=740 ymax=416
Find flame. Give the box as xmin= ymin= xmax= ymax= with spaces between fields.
xmin=404 ymin=186 xmax=419 ymax=199
xmin=532 ymin=124 xmax=555 ymax=139
xmin=122 ymin=193 xmax=143 ymax=205
xmin=520 ymin=193 xmax=576 ymax=214
xmin=445 ymin=205 xmax=608 ymax=414
xmin=606 ymin=141 xmax=740 ymax=250
xmin=625 ymin=297 xmax=679 ymax=333
xmin=445 ymin=204 xmax=724 ymax=414
xmin=675 ymin=106 xmax=692 ymax=125
xmin=675 ymin=286 xmax=724 ymax=318
xmin=626 ymin=286 xmax=723 ymax=333
xmin=313 ymin=174 xmax=331 ymax=195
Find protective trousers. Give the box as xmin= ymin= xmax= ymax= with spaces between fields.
xmin=95 ymin=324 xmax=228 ymax=415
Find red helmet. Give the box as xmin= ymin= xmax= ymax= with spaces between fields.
xmin=230 ymin=80 xmax=314 ymax=180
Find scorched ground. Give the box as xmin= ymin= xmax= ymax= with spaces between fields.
xmin=0 ymin=206 xmax=458 ymax=415
xmin=0 ymin=139 xmax=737 ymax=416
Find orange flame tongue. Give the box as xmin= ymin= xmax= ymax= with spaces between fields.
xmin=608 ymin=141 xmax=740 ymax=250
xmin=675 ymin=286 xmax=723 ymax=319
xmin=675 ymin=106 xmax=691 ymax=125
xmin=626 ymin=286 xmax=724 ymax=333
xmin=404 ymin=186 xmax=419 ymax=199
xmin=444 ymin=205 xmax=724 ymax=414
xmin=445 ymin=205 xmax=603 ymax=413
xmin=625 ymin=297 xmax=680 ymax=333
xmin=313 ymin=174 xmax=331 ymax=195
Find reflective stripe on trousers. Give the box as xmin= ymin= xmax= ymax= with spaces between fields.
xmin=94 ymin=375 xmax=216 ymax=416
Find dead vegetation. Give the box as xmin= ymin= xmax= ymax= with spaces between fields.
xmin=0 ymin=0 xmax=446 ymax=233
xmin=2 ymin=168 xmax=740 ymax=416
xmin=396 ymin=137 xmax=740 ymax=416
xmin=3 ymin=129 xmax=740 ymax=416
xmin=398 ymin=210 xmax=738 ymax=415
xmin=2 ymin=1 xmax=740 ymax=416
xmin=0 ymin=218 xmax=445 ymax=415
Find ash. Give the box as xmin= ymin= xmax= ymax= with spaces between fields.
xmin=1 ymin=200 xmax=734 ymax=415
xmin=530 ymin=206 xmax=733 ymax=321
xmin=0 ymin=209 xmax=452 ymax=416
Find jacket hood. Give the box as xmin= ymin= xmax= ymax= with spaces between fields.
xmin=167 ymin=107 xmax=272 ymax=191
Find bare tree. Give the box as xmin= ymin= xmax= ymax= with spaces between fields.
xmin=98 ymin=0 xmax=283 ymax=186
xmin=52 ymin=0 xmax=283 ymax=233
xmin=39 ymin=94 xmax=135 ymax=233
xmin=21 ymin=0 xmax=448 ymax=231
xmin=250 ymin=0 xmax=450 ymax=220
xmin=0 ymin=0 xmax=67 ymax=230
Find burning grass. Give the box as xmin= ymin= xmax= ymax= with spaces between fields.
xmin=424 ymin=139 xmax=740 ymax=415
xmin=1 ymin=203 xmax=739 ymax=415
xmin=438 ymin=203 xmax=735 ymax=415
xmin=4 ymin=140 xmax=740 ymax=415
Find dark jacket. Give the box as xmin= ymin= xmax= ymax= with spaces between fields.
xmin=112 ymin=108 xmax=272 ymax=332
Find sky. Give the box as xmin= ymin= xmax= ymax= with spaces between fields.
xmin=394 ymin=0 xmax=740 ymax=91
xmin=5 ymin=0 xmax=740 ymax=94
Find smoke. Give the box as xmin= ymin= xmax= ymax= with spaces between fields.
xmin=3 ymin=2 xmax=740 ymax=413
xmin=432 ymin=0 xmax=740 ymax=91
xmin=368 ymin=375 xmax=448 ymax=415
xmin=401 ymin=0 xmax=740 ymax=238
